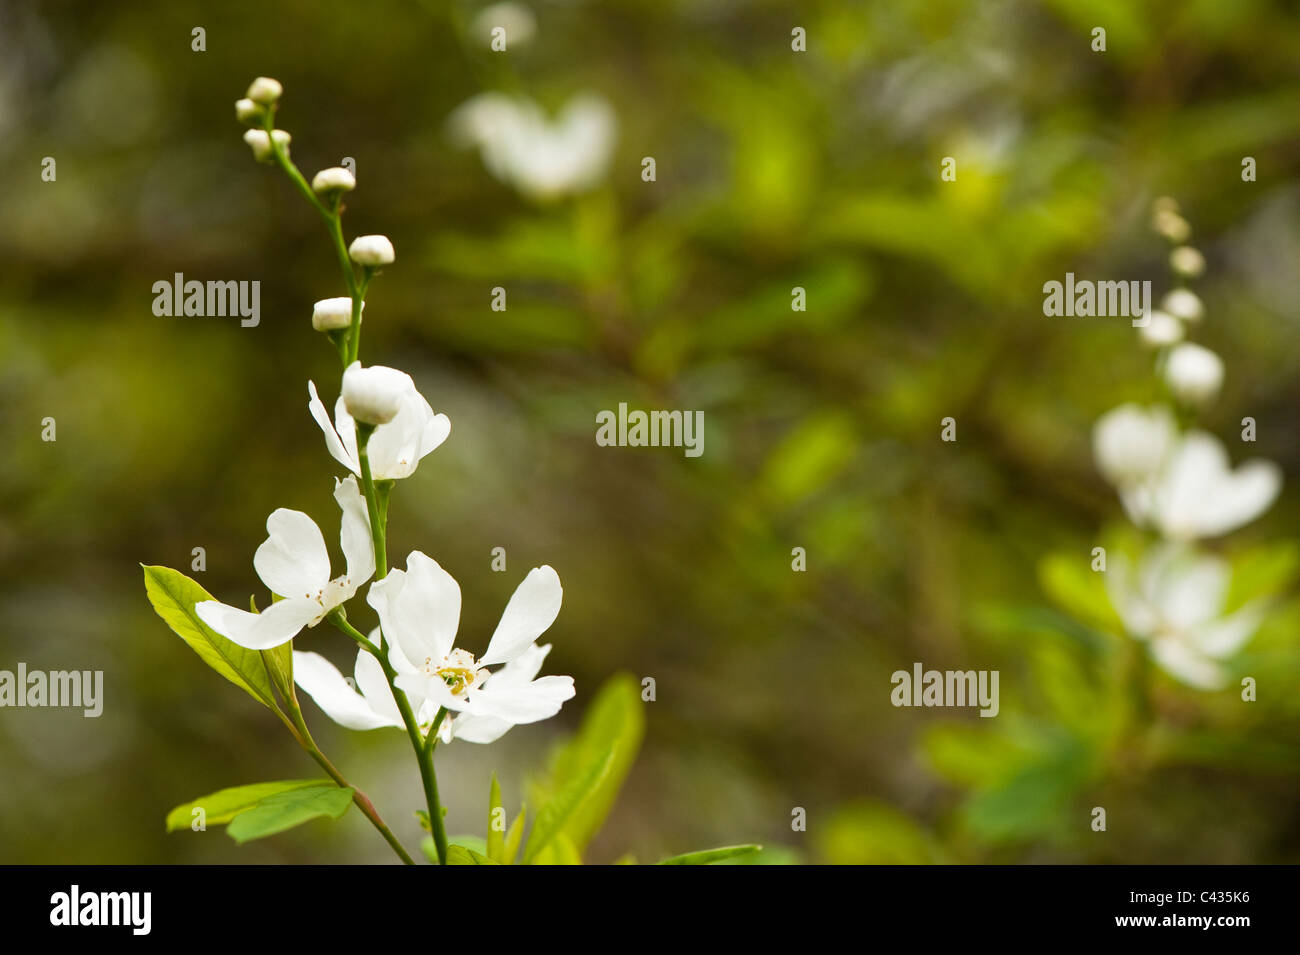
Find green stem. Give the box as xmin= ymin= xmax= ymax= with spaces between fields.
xmin=330 ymin=612 xmax=449 ymax=865
xmin=356 ymin=426 xmax=387 ymax=582
xmin=274 ymin=705 xmax=415 ymax=865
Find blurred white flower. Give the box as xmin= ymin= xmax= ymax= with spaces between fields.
xmin=1164 ymin=342 xmax=1223 ymax=405
xmin=1152 ymin=206 xmax=1191 ymax=244
xmin=311 ymin=296 xmax=359 ymax=332
xmin=246 ymin=76 xmax=283 ymax=106
xmin=1161 ymin=288 xmax=1204 ymax=323
xmin=1137 ymin=309 xmax=1184 ymax=347
xmin=449 ymin=92 xmax=616 ymax=201
xmin=472 ymin=2 xmax=537 ymax=47
xmin=1093 ymin=403 xmax=1177 ymax=487
xmin=1169 ymin=246 xmax=1205 ymax=278
xmin=243 ymin=128 xmax=290 ymax=163
xmin=195 ymin=476 xmax=374 ymax=649
xmin=1107 ymin=545 xmax=1265 ymax=690
xmin=369 ymin=552 xmax=575 ymax=744
xmin=312 ymin=166 xmax=356 ymax=195
xmin=309 ymin=364 xmax=450 ymax=479
xmin=1121 ymin=430 xmax=1281 ymax=541
xmin=234 ymin=98 xmax=263 ymax=125
xmin=348 ymin=234 xmax=395 ymax=266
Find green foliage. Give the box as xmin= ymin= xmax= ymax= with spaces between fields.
xmin=656 ymin=844 xmax=763 ymax=865
xmin=142 ymin=565 xmax=280 ymax=710
xmin=166 ymin=780 xmax=352 ymax=844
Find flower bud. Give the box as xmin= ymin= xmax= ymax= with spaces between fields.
xmin=349 ymin=234 xmax=395 ymax=266
xmin=1169 ymin=246 xmax=1205 ymax=278
xmin=1093 ymin=404 xmax=1175 ymax=486
xmin=312 ymin=167 xmax=356 ymax=195
xmin=1152 ymin=208 xmax=1191 ymax=244
xmin=235 ymin=98 xmax=264 ymax=125
xmin=1161 ymin=288 xmax=1204 ymax=323
xmin=342 ymin=363 xmax=412 ymax=426
xmin=1137 ymin=309 xmax=1184 ymax=348
xmin=246 ymin=77 xmax=283 ymax=106
xmin=243 ymin=128 xmax=291 ymax=163
xmin=1164 ymin=342 xmax=1224 ymax=405
xmin=312 ymin=297 xmax=363 ymax=332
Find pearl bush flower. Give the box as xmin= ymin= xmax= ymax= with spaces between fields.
xmin=1119 ymin=430 xmax=1281 ymax=541
xmin=339 ymin=362 xmax=414 ymax=426
xmin=1137 ymin=309 xmax=1184 ymax=348
xmin=1092 ymin=403 xmax=1177 ymax=487
xmin=246 ymin=76 xmax=283 ymax=106
xmin=348 ymin=234 xmax=395 ymax=266
xmin=1164 ymin=342 xmax=1224 ymax=405
xmin=1169 ymin=246 xmax=1205 ymax=278
xmin=312 ymin=167 xmax=356 ymax=195
xmin=309 ymin=363 xmax=450 ymax=478
xmin=243 ymin=128 xmax=290 ymax=163
xmin=368 ymin=552 xmax=575 ymax=743
xmin=449 ymin=92 xmax=616 ymax=201
xmin=1107 ymin=546 xmax=1267 ymax=690
xmin=311 ymin=297 xmax=359 ymax=332
xmin=195 ymin=476 xmax=375 ymax=649
xmin=234 ymin=98 xmax=263 ymax=125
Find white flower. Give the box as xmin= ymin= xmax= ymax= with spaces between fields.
xmin=1107 ymin=545 xmax=1266 ymax=689
xmin=246 ymin=76 xmax=283 ymax=106
xmin=368 ymin=552 xmax=575 ymax=743
xmin=243 ymin=128 xmax=290 ymax=163
xmin=292 ymin=629 xmax=435 ymax=731
xmin=1137 ymin=309 xmax=1184 ymax=347
xmin=449 ymin=92 xmax=616 ymax=201
xmin=312 ymin=167 xmax=356 ymax=195
xmin=1164 ymin=342 xmax=1223 ymax=405
xmin=472 ymin=3 xmax=537 ymax=46
xmin=311 ymin=297 xmax=360 ymax=332
xmin=1152 ymin=208 xmax=1191 ymax=244
xmin=1169 ymin=246 xmax=1205 ymax=278
xmin=235 ymin=98 xmax=263 ymax=125
xmin=308 ymin=363 xmax=449 ymax=479
xmin=1121 ymin=430 xmax=1281 ymax=540
xmin=340 ymin=362 xmax=411 ymax=426
xmin=1093 ymin=404 xmax=1177 ymax=487
xmin=195 ymin=476 xmax=374 ymax=649
xmin=348 ymin=234 xmax=395 ymax=266
xmin=1161 ymin=288 xmax=1204 ymax=323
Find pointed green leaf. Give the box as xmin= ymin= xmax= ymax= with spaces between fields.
xmin=165 ymin=779 xmax=332 ymax=832
xmin=657 ymin=844 xmax=763 ymax=865
xmin=446 ymin=844 xmax=500 ymax=865
xmin=486 ymin=772 xmax=506 ymax=863
xmin=524 ymin=745 xmax=616 ymax=864
xmin=225 ymin=784 xmax=354 ymax=844
xmin=142 ymin=565 xmax=278 ymax=708
xmin=502 ymin=805 xmax=527 ymax=865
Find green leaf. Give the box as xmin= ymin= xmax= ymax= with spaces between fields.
xmin=446 ymin=844 xmax=501 ymax=865
xmin=502 ymin=806 xmax=527 ymax=865
xmin=1037 ymin=551 xmax=1124 ymax=634
xmin=262 ymin=642 xmax=295 ymax=704
xmin=225 ymin=784 xmax=354 ymax=844
xmin=524 ymin=744 xmax=617 ymax=864
xmin=486 ymin=772 xmax=506 ymax=863
xmin=529 ymin=673 xmax=645 ymax=856
xmin=165 ymin=779 xmax=333 ymax=832
xmin=142 ymin=565 xmax=278 ymax=709
xmin=530 ymin=832 xmax=582 ymax=865
xmin=657 ymin=844 xmax=763 ymax=865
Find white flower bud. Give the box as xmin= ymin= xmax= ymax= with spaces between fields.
xmin=235 ymin=98 xmax=264 ymax=125
xmin=342 ymin=363 xmax=412 ymax=426
xmin=1161 ymin=288 xmax=1204 ymax=323
xmin=1138 ymin=309 xmax=1184 ymax=348
xmin=243 ymin=128 xmax=291 ymax=163
xmin=1169 ymin=246 xmax=1205 ymax=278
xmin=1164 ymin=342 xmax=1224 ymax=405
xmin=312 ymin=297 xmax=363 ymax=332
xmin=349 ymin=234 xmax=395 ymax=266
xmin=246 ymin=77 xmax=283 ymax=106
xmin=312 ymin=167 xmax=356 ymax=195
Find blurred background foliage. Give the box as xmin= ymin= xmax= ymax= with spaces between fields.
xmin=3 ymin=0 xmax=1300 ymax=863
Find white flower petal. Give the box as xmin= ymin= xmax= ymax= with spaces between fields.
xmin=392 ymin=552 xmax=462 ymax=662
xmin=354 ymin=648 xmax=403 ymax=725
xmin=254 ymin=508 xmax=331 ymax=598
xmin=293 ymin=650 xmax=398 ymax=730
xmin=308 ymin=380 xmax=360 ymax=474
xmin=470 ymin=674 xmax=575 ymax=723
xmin=333 ymin=475 xmax=375 ymax=587
xmin=1149 ymin=638 xmax=1226 ymax=690
xmin=480 ymin=565 xmax=562 ymax=665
